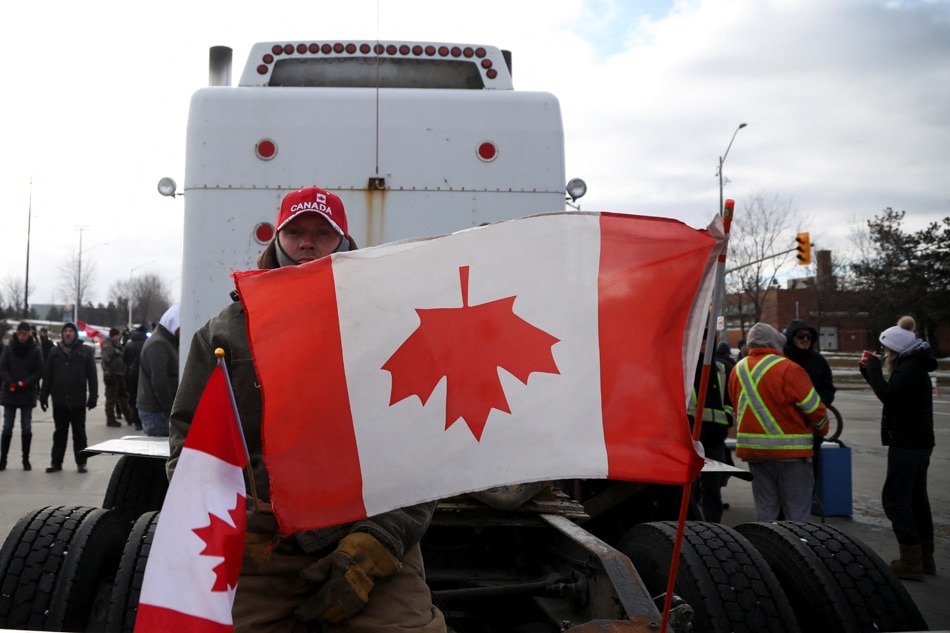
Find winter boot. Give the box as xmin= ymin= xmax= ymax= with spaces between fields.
xmin=921 ymin=541 xmax=936 ymax=576
xmin=0 ymin=433 xmax=11 ymax=471
xmin=891 ymin=544 xmax=925 ymax=581
xmin=21 ymin=433 xmax=32 ymax=471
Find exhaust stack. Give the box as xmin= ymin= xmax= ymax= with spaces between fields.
xmin=209 ymin=46 xmax=233 ymax=87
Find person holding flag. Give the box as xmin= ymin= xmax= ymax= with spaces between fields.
xmin=169 ymin=187 xmax=447 ymax=632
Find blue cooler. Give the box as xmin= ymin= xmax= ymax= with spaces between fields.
xmin=813 ymin=441 xmax=852 ymax=516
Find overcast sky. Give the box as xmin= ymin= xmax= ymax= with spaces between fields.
xmin=2 ymin=0 xmax=948 ymax=312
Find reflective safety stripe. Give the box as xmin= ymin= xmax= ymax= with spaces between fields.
xmin=735 ymin=354 xmax=813 ymax=451
xmin=688 ymin=361 xmax=733 ymax=425
xmin=797 ymin=388 xmax=821 ymax=414
xmin=735 ymin=435 xmax=814 ymax=450
xmin=796 ymin=387 xmax=829 ymax=431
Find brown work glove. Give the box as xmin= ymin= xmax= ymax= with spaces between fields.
xmin=244 ymin=509 xmax=279 ymax=568
xmin=294 ymin=532 xmax=401 ymax=623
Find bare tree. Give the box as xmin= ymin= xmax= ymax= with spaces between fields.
xmin=110 ymin=273 xmax=171 ymax=326
xmin=725 ymin=193 xmax=804 ymax=331
xmin=2 ymin=276 xmax=29 ymax=316
xmin=58 ymin=253 xmax=97 ymax=318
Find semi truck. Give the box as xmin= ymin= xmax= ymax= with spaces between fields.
xmin=0 ymin=41 xmax=929 ymax=633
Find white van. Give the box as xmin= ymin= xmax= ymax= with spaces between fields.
xmin=171 ymin=40 xmax=579 ymax=359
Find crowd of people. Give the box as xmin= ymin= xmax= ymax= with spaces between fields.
xmin=0 ymin=304 xmax=180 ymax=474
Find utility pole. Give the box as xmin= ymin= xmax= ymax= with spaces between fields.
xmin=24 ymin=178 xmax=33 ymax=319
xmin=74 ymin=226 xmax=89 ymax=324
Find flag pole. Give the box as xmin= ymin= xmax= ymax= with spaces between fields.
xmin=659 ymin=199 xmax=735 ymax=633
xmin=215 ymin=347 xmax=263 ymax=511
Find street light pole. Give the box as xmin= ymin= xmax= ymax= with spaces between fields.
xmin=716 ymin=123 xmax=747 ymax=335
xmin=24 ymin=179 xmax=33 ymax=319
xmin=74 ymin=226 xmax=88 ymax=324
xmin=717 ymin=122 xmax=747 ymax=216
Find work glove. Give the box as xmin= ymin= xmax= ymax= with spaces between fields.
xmin=295 ymin=532 xmax=401 ymax=623
xmin=40 ymin=400 xmax=48 ymax=412
xmin=87 ymin=397 xmax=97 ymax=410
xmin=17 ymin=380 xmax=28 ymax=390
xmin=245 ymin=509 xmax=279 ymax=568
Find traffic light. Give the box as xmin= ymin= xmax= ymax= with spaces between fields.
xmin=796 ymin=232 xmax=812 ymax=265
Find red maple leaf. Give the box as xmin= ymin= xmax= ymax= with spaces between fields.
xmin=192 ymin=493 xmax=246 ymax=592
xmin=382 ymin=265 xmax=560 ymax=440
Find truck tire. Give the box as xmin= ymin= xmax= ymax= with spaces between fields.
xmin=735 ymin=521 xmax=928 ymax=632
xmin=618 ymin=521 xmax=800 ymax=633
xmin=103 ymin=455 xmax=169 ymax=526
xmin=106 ymin=511 xmax=160 ymax=633
xmin=0 ymin=505 xmax=126 ymax=631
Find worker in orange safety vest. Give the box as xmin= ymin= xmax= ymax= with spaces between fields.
xmin=728 ymin=322 xmax=829 ymax=521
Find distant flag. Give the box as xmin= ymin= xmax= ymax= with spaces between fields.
xmin=76 ymin=319 xmax=103 ymax=342
xmin=134 ymin=350 xmax=248 ymax=633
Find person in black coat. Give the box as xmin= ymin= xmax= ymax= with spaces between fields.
xmin=783 ymin=318 xmax=837 ymax=486
xmin=0 ymin=322 xmax=44 ymax=470
xmin=861 ymin=316 xmax=937 ymax=580
xmin=38 ymin=327 xmax=55 ymax=364
xmin=122 ymin=324 xmax=148 ymax=430
xmin=783 ymin=319 xmax=836 ymax=405
xmin=39 ymin=322 xmax=98 ymax=473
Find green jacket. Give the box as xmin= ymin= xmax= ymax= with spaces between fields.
xmin=101 ymin=338 xmax=125 ymax=376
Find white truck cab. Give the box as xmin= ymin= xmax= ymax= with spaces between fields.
xmin=171 ymin=40 xmax=579 ymax=356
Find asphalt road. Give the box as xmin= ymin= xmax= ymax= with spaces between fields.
xmin=1 ymin=382 xmax=948 ymax=630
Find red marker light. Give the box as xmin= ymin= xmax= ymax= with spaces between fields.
xmin=477 ymin=141 xmax=497 ymax=162
xmin=256 ymin=139 xmax=277 ymax=160
xmin=255 ymin=223 xmax=275 ymax=244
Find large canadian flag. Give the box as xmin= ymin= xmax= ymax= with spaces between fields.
xmin=234 ymin=212 xmax=722 ymax=534
xmin=134 ymin=361 xmax=247 ymax=633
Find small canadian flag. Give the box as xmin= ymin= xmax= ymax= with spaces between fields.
xmin=134 ymin=354 xmax=248 ymax=632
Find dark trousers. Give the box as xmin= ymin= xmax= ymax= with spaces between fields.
xmin=125 ymin=375 xmax=141 ymax=424
xmin=882 ymin=445 xmax=933 ymax=545
xmin=105 ymin=376 xmax=136 ymax=424
xmin=693 ymin=439 xmax=727 ymax=522
xmin=51 ymin=405 xmax=88 ymax=467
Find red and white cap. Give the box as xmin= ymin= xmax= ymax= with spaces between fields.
xmin=276 ymin=186 xmax=348 ymax=237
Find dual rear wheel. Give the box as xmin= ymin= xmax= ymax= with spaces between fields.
xmin=619 ymin=520 xmax=928 ymax=633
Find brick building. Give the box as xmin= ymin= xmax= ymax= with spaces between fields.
xmin=723 ymin=250 xmax=950 ymax=354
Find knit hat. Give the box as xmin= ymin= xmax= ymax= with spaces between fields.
xmin=879 ymin=324 xmax=916 ymax=354
xmin=16 ymin=321 xmax=31 ymax=332
xmin=716 ymin=341 xmax=732 ymax=356
xmin=159 ymin=304 xmax=181 ymax=335
xmin=61 ymin=322 xmax=78 ymax=335
xmin=746 ymin=322 xmax=786 ymax=351
xmin=275 ymin=186 xmax=348 ymax=237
